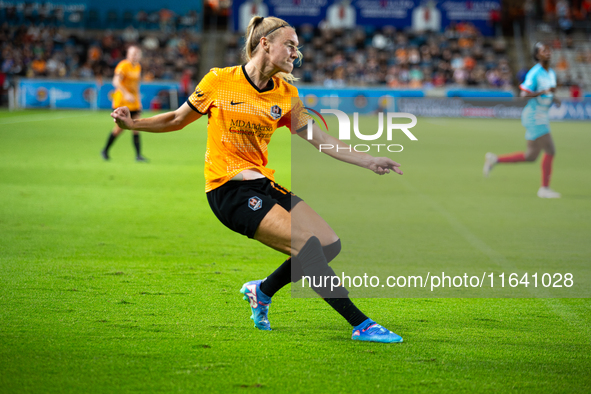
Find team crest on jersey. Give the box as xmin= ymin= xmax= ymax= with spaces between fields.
xmin=248 ymin=196 xmax=263 ymax=211
xmin=270 ymin=105 xmax=282 ymax=120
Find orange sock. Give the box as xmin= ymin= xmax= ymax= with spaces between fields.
xmin=542 ymin=153 xmax=554 ymax=187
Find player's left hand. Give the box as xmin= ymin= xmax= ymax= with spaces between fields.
xmin=554 ymin=97 xmax=562 ymax=108
xmin=367 ymin=157 xmax=403 ymax=175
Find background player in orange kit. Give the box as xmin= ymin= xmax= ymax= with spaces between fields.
xmin=110 ymin=16 xmax=403 ymax=343
xmin=101 ymin=45 xmax=148 ymax=162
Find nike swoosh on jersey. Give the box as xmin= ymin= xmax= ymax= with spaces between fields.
xmin=231 ymin=101 xmax=246 ymax=105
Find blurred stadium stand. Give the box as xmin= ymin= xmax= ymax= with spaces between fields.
xmin=1 ymin=0 xmax=590 ymax=109
xmin=224 ymin=24 xmax=513 ymax=89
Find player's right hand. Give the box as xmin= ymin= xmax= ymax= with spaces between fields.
xmin=111 ymin=106 xmax=134 ymax=130
xmin=124 ymin=92 xmax=135 ymax=102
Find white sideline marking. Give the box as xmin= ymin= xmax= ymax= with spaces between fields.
xmin=400 ymin=178 xmax=511 ymax=268
xmin=0 ymin=113 xmax=91 ymax=126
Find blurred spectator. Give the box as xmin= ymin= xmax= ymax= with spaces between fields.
xmin=0 ymin=24 xmax=201 ymax=82
xmin=408 ymin=47 xmax=420 ymax=65
xmin=556 ymin=55 xmax=569 ymax=71
xmin=31 ymin=55 xmax=47 ymax=76
xmin=409 ymin=65 xmax=423 ymax=88
xmin=179 ymin=10 xmax=199 ymax=28
xmin=469 ymin=65 xmax=487 ymax=86
xmin=135 ymin=10 xmax=148 ymax=27
xmin=556 ymin=0 xmax=573 ymax=35
xmin=395 ymin=47 xmax=408 ymax=64
xmin=324 ymin=65 xmax=346 ymax=87
xmin=453 ymin=67 xmax=468 ymax=85
xmin=142 ymin=36 xmax=159 ymax=51
xmin=122 ymin=26 xmax=140 ymax=44
xmin=489 ymin=3 xmax=502 ymax=37
xmin=88 ymin=45 xmax=102 ymax=63
xmin=464 ymin=55 xmax=476 ymax=71
xmin=450 ymin=53 xmax=464 ymax=70
xmin=46 ymin=54 xmax=66 ymax=77
xmin=486 ymin=68 xmax=501 ymax=87
xmin=561 ymin=73 xmax=573 ymax=87
xmin=432 ymin=71 xmax=446 ymax=87
xmin=2 ymin=17 xmax=516 ymax=91
xmin=159 ymin=9 xmax=176 ymax=32
xmin=492 ymin=38 xmax=507 ymax=54
xmin=582 ymin=0 xmax=591 ymax=19
xmin=570 ymin=83 xmax=582 ymax=98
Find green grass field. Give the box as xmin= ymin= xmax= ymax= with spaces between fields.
xmin=1 ymin=110 xmax=590 ymax=393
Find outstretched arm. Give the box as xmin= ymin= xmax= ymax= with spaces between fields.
xmin=297 ymin=123 xmax=403 ymax=175
xmin=110 ymin=102 xmax=202 ymax=133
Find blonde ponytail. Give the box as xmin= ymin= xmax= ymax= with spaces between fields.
xmin=242 ymin=16 xmax=302 ymax=83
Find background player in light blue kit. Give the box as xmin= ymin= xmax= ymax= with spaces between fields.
xmin=483 ymin=42 xmax=562 ymax=198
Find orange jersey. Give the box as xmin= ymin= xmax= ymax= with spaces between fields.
xmin=188 ymin=66 xmax=310 ymax=192
xmin=112 ymin=59 xmax=141 ymax=111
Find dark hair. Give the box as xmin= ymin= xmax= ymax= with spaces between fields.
xmin=533 ymin=42 xmax=545 ymax=62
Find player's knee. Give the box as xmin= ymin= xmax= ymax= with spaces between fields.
xmin=294 ymin=236 xmax=322 ymax=269
xmin=323 ymin=239 xmax=341 ymax=263
xmin=293 ymin=236 xmax=348 ymax=298
xmin=524 ymin=153 xmax=538 ymax=162
xmin=290 ymin=230 xmax=316 ymax=255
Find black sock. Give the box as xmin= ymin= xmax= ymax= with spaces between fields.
xmin=324 ymin=298 xmax=368 ymax=327
xmin=323 ymin=239 xmax=341 ymax=263
xmin=133 ymin=134 xmax=141 ymax=157
xmin=293 ymin=236 xmax=345 ymax=298
xmin=258 ymin=239 xmax=342 ymax=297
xmin=103 ymin=132 xmax=117 ymax=152
xmin=293 ymin=236 xmax=368 ymax=326
xmin=260 ymin=258 xmax=292 ymax=297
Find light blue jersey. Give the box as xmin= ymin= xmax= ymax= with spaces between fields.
xmin=520 ymin=63 xmax=556 ymax=140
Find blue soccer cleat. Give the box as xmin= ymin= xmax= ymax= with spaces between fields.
xmin=240 ymin=279 xmax=272 ymax=331
xmin=351 ymin=318 xmax=403 ymax=343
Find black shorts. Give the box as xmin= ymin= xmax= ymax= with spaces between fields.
xmin=206 ymin=178 xmax=303 ymax=239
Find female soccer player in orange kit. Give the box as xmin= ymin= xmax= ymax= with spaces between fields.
xmin=111 ymin=16 xmax=403 ymax=343
xmin=102 ymin=45 xmax=148 ymax=162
